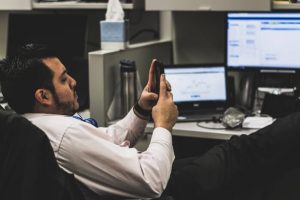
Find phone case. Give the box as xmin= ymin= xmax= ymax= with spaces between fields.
xmin=153 ymin=60 xmax=164 ymax=94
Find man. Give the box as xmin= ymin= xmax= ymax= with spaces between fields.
xmin=3 ymin=44 xmax=300 ymax=200
xmin=0 ymin=44 xmax=178 ymax=199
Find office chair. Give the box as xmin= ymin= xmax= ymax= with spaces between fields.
xmin=0 ymin=110 xmax=85 ymax=200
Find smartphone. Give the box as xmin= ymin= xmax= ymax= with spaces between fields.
xmin=152 ymin=60 xmax=164 ymax=94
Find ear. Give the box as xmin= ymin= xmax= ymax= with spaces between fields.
xmin=35 ymin=89 xmax=52 ymax=106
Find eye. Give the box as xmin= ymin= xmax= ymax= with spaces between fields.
xmin=61 ymin=76 xmax=67 ymax=83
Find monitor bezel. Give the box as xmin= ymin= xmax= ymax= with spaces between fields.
xmin=226 ymin=11 xmax=300 ymax=73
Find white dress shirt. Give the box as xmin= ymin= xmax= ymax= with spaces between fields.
xmin=23 ymin=109 xmax=175 ymax=199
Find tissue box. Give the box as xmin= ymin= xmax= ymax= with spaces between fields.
xmin=100 ymin=20 xmax=129 ymax=50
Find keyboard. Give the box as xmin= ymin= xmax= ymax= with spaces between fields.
xmin=177 ymin=110 xmax=224 ymax=122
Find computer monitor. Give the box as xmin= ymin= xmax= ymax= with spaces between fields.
xmin=164 ymin=64 xmax=228 ymax=111
xmin=164 ymin=64 xmax=228 ymax=122
xmin=227 ymin=12 xmax=300 ymax=72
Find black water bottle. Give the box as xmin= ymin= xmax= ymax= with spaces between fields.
xmin=120 ymin=60 xmax=137 ymax=117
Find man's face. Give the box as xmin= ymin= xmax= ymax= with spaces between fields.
xmin=43 ymin=57 xmax=79 ymax=115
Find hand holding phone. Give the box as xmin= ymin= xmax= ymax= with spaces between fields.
xmin=152 ymin=60 xmax=164 ymax=94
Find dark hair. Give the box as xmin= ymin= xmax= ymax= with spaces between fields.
xmin=0 ymin=44 xmax=57 ymax=114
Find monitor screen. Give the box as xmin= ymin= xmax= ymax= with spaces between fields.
xmin=227 ymin=12 xmax=300 ymax=71
xmin=164 ymin=65 xmax=227 ymax=103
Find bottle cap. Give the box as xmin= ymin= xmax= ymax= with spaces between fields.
xmin=120 ymin=59 xmax=136 ymax=73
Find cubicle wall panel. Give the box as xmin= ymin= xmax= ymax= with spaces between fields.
xmin=173 ymin=12 xmax=225 ymax=64
xmin=0 ymin=13 xmax=8 ymax=59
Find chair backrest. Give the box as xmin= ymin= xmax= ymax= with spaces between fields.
xmin=0 ymin=110 xmax=85 ymax=200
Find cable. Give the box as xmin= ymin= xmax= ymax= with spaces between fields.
xmin=196 ymin=121 xmax=227 ymax=130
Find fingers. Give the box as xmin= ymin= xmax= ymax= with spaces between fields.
xmin=159 ymin=74 xmax=166 ymax=96
xmin=146 ymin=92 xmax=158 ymax=102
xmin=159 ymin=74 xmax=174 ymax=101
xmin=147 ymin=59 xmax=157 ymax=87
xmin=166 ymin=80 xmax=172 ymax=92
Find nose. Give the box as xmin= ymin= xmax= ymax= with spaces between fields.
xmin=69 ymin=75 xmax=77 ymax=89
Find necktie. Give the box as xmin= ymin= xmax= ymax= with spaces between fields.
xmin=72 ymin=113 xmax=98 ymax=128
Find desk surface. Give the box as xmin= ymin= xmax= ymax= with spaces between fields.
xmin=146 ymin=122 xmax=258 ymax=140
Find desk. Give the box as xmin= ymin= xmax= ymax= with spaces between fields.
xmin=145 ymin=122 xmax=258 ymax=140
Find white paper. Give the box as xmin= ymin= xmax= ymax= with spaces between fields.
xmin=242 ymin=116 xmax=275 ymax=129
xmin=106 ymin=0 xmax=124 ymax=21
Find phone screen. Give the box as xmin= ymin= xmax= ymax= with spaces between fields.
xmin=152 ymin=60 xmax=164 ymax=94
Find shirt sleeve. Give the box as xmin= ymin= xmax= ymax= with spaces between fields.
xmin=97 ymin=108 xmax=148 ymax=147
xmin=56 ymin=122 xmax=175 ymax=199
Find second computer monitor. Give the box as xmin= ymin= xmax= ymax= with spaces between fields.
xmin=227 ymin=12 xmax=300 ymax=71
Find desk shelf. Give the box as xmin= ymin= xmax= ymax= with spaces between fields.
xmin=145 ymin=0 xmax=270 ymax=11
xmin=32 ymin=0 xmax=144 ymax=10
xmin=273 ymin=1 xmax=300 ymax=10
